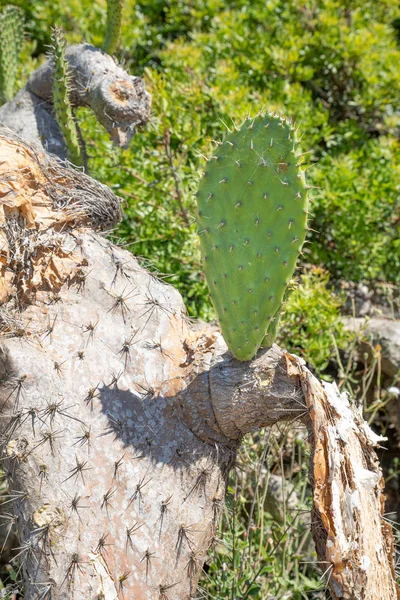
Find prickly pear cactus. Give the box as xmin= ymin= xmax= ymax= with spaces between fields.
xmin=51 ymin=27 xmax=84 ymax=167
xmin=0 ymin=5 xmax=24 ymax=103
xmin=103 ymin=0 xmax=123 ymax=55
xmin=196 ymin=113 xmax=308 ymax=361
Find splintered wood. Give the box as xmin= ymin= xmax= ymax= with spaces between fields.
xmin=285 ymin=353 xmax=399 ymax=600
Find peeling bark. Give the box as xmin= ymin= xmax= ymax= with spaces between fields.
xmin=0 ymin=44 xmax=151 ymax=159
xmin=0 ymin=131 xmax=398 ymax=599
xmin=288 ymin=354 xmax=400 ymax=600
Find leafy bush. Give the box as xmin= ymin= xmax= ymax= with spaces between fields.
xmin=279 ymin=267 xmax=351 ymax=373
xmin=310 ymin=138 xmax=400 ymax=283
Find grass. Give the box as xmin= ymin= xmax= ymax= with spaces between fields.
xmin=200 ymin=425 xmax=327 ymax=600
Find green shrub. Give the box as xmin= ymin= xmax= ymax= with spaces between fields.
xmin=310 ymin=138 xmax=400 ymax=284
xmin=279 ymin=267 xmax=351 ymax=374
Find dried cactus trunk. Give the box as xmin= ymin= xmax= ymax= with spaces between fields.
xmin=0 ymin=134 xmax=398 ymax=600
xmin=0 ymin=42 xmax=151 ymax=159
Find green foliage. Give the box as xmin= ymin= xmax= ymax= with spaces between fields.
xmin=9 ymin=0 xmax=105 ymax=54
xmin=196 ymin=114 xmax=308 ymax=360
xmin=279 ymin=267 xmax=351 ymax=373
xmin=51 ymin=27 xmax=84 ymax=167
xmin=85 ymin=0 xmax=400 ymax=312
xmin=103 ymin=0 xmax=123 ymax=55
xmin=310 ymin=138 xmax=400 ymax=283
xmin=0 ymin=5 xmax=24 ymax=103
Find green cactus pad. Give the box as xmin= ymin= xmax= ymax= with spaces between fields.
xmin=103 ymin=0 xmax=123 ymax=55
xmin=196 ymin=113 xmax=308 ymax=361
xmin=51 ymin=28 xmax=84 ymax=168
xmin=0 ymin=5 xmax=24 ymax=103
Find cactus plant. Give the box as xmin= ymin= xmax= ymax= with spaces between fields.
xmin=0 ymin=131 xmax=398 ymax=600
xmin=196 ymin=113 xmax=308 ymax=361
xmin=103 ymin=0 xmax=123 ymax=55
xmin=50 ymin=27 xmax=84 ymax=167
xmin=0 ymin=5 xmax=24 ymax=104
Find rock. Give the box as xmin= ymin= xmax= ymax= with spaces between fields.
xmin=343 ymin=317 xmax=400 ymax=377
xmin=340 ymin=281 xmax=399 ymax=319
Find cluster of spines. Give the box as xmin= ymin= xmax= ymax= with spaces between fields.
xmin=0 ymin=5 xmax=24 ymax=104
xmin=196 ymin=112 xmax=309 ymax=361
xmin=103 ymin=0 xmax=123 ymax=55
xmin=50 ymin=27 xmax=84 ymax=168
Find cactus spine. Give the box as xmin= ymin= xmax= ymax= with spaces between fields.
xmin=51 ymin=27 xmax=84 ymax=168
xmin=0 ymin=5 xmax=24 ymax=103
xmin=196 ymin=113 xmax=308 ymax=361
xmin=103 ymin=0 xmax=123 ymax=55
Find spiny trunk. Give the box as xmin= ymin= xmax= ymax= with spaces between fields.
xmin=0 ymin=132 xmax=398 ymax=599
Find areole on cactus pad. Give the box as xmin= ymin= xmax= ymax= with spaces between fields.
xmin=196 ymin=113 xmax=309 ymax=361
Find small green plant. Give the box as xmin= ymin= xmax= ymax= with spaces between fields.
xmin=196 ymin=113 xmax=308 ymax=361
xmin=103 ymin=0 xmax=123 ymax=55
xmin=50 ymin=27 xmax=84 ymax=167
xmin=0 ymin=5 xmax=24 ymax=104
